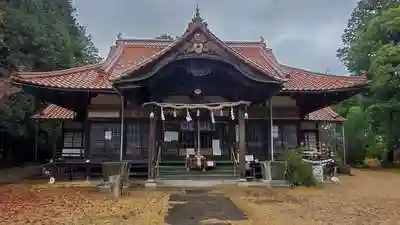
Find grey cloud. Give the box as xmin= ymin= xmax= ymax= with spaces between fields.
xmin=72 ymin=0 xmax=359 ymax=75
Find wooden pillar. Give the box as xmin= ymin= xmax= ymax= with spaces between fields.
xmin=34 ymin=120 xmax=39 ymax=161
xmin=296 ymin=120 xmax=302 ymax=146
xmin=316 ymin=122 xmax=320 ymax=150
xmin=265 ymin=102 xmax=272 ymax=161
xmin=119 ymin=96 xmax=125 ymax=161
xmin=84 ymin=109 xmax=90 ymax=158
xmin=148 ymin=113 xmax=156 ymax=181
xmin=238 ymin=107 xmax=246 ymax=179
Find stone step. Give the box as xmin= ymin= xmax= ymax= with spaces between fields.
xmin=158 ymin=170 xmax=236 ymax=176
xmin=158 ymin=173 xmax=238 ymax=180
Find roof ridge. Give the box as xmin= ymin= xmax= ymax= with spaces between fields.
xmin=325 ymin=106 xmax=345 ymax=120
xmin=100 ymin=44 xmax=125 ymax=73
xmin=258 ymin=47 xmax=286 ymax=79
xmin=281 ymin=64 xmax=365 ymax=79
xmin=110 ymin=37 xmax=182 ymax=81
xmin=15 ymin=64 xmax=101 ymax=79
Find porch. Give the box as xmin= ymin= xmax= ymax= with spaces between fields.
xmin=37 ymin=102 xmax=344 ymax=183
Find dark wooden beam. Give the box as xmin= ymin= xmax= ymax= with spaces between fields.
xmin=84 ymin=110 xmax=90 ymax=159
xmin=238 ymin=107 xmax=246 ymax=179
xmin=147 ymin=109 xmax=156 ymax=180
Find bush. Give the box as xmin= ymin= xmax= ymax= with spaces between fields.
xmin=363 ymin=157 xmax=382 ymax=168
xmin=281 ymin=150 xmax=316 ymax=187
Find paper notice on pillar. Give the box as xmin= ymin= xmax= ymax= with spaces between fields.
xmin=186 ymin=148 xmax=195 ymax=157
xmin=105 ymin=131 xmax=112 ymax=140
xmin=164 ymin=131 xmax=179 ymax=142
xmin=245 ymin=154 xmax=254 ymax=162
xmin=212 ymin=139 xmax=222 ymax=156
xmin=272 ymin=125 xmax=279 ymax=138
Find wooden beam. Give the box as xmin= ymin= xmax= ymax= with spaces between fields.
xmin=238 ymin=107 xmax=246 ymax=179
xmin=147 ymin=111 xmax=156 ymax=180
xmin=84 ymin=108 xmax=90 ymax=158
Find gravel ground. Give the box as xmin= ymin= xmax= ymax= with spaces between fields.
xmin=0 ymin=182 xmax=169 ymax=225
xmin=226 ymin=169 xmax=400 ymax=225
xmin=1 ymin=169 xmax=399 ymax=225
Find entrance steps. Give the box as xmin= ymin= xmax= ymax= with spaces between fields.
xmin=156 ymin=160 xmax=238 ymax=180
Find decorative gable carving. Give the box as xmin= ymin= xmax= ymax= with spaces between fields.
xmin=181 ymin=32 xmax=222 ymax=56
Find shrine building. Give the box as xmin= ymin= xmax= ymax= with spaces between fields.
xmin=11 ymin=8 xmax=368 ymax=182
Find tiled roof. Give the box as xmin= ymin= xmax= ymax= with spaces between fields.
xmin=12 ymin=64 xmax=112 ymax=90
xmin=12 ymin=39 xmax=367 ymax=91
xmin=13 ymin=39 xmax=290 ymax=89
xmin=11 ymin=12 xmax=367 ymax=91
xmin=33 ymin=104 xmax=344 ymax=123
xmin=281 ymin=65 xmax=367 ymax=91
xmin=306 ymin=107 xmax=344 ymax=122
xmin=32 ymin=104 xmax=75 ymax=120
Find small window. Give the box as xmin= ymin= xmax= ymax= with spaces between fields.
xmin=63 ymin=132 xmax=83 ymax=148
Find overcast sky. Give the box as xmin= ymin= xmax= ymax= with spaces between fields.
xmin=71 ymin=0 xmax=359 ymax=75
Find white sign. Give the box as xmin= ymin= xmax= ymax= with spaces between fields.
xmin=105 ymin=130 xmax=112 ymax=140
xmin=164 ymin=131 xmax=179 ymax=142
xmin=212 ymin=139 xmax=222 ymax=156
xmin=245 ymin=154 xmax=254 ymax=162
xmin=272 ymin=125 xmax=279 ymax=138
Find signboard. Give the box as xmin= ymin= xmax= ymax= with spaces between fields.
xmin=272 ymin=125 xmax=279 ymax=138
xmin=105 ymin=130 xmax=112 ymax=140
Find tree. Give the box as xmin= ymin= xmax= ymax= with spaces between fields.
xmin=337 ymin=0 xmax=399 ymax=74
xmin=337 ymin=4 xmax=400 ymax=164
xmin=0 ymin=0 xmax=100 ymax=163
xmin=337 ymin=0 xmax=400 ymax=73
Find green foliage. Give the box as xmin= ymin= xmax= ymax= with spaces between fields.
xmin=337 ymin=4 xmax=400 ymax=165
xmin=0 ymin=0 xmax=100 ymax=163
xmin=281 ymin=150 xmax=316 ymax=187
xmin=337 ymin=0 xmax=399 ymax=74
xmin=0 ymin=0 xmax=101 ymax=72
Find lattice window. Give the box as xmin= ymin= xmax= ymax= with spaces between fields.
xmin=63 ymin=132 xmax=83 ymax=148
xmin=126 ymin=122 xmax=149 ymax=157
xmin=282 ymin=125 xmax=297 ymax=149
xmin=246 ymin=120 xmax=264 ymax=148
xmin=304 ymin=132 xmax=317 ymax=151
xmin=90 ymin=123 xmax=121 ymax=155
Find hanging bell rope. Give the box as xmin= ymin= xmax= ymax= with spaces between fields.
xmin=186 ymin=108 xmax=192 ymax=122
xmin=230 ymin=106 xmax=235 ymax=120
xmin=160 ymin=106 xmax=165 ymax=121
xmin=210 ymin=110 xmax=215 ymax=124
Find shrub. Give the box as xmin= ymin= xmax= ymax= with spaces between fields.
xmin=281 ymin=150 xmax=316 ymax=187
xmin=363 ymin=157 xmax=382 ymax=168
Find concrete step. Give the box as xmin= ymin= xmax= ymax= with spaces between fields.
xmin=158 ymin=174 xmax=238 ymax=180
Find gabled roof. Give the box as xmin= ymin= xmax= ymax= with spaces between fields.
xmin=306 ymin=106 xmax=344 ymax=122
xmin=11 ymin=8 xmax=368 ymax=92
xmin=33 ymin=104 xmax=344 ymax=123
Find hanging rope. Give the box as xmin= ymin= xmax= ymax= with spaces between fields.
xmin=143 ymin=101 xmax=251 ymax=110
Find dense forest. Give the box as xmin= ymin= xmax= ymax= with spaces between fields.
xmin=0 ymin=0 xmax=399 ymax=166
xmin=0 ymin=0 xmax=100 ymax=164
